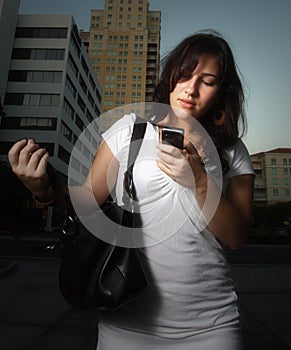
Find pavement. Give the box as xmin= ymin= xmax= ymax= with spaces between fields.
xmin=0 ymin=244 xmax=290 ymax=350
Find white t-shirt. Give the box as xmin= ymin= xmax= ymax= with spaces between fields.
xmin=100 ymin=113 xmax=254 ymax=340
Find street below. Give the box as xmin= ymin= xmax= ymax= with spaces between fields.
xmin=0 ymin=238 xmax=291 ymax=350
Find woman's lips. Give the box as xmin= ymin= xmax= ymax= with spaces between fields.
xmin=179 ymin=98 xmax=195 ymax=109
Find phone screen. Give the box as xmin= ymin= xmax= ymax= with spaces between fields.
xmin=161 ymin=126 xmax=184 ymax=150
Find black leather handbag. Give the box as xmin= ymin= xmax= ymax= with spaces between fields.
xmin=58 ymin=120 xmax=147 ymax=310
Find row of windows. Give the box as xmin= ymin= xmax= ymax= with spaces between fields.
xmin=104 ymin=91 xmax=126 ymax=97
xmin=100 ymin=22 xmax=144 ymax=28
xmin=0 ymin=142 xmax=54 ymax=157
xmin=93 ymin=51 xmax=144 ymax=57
xmin=8 ymin=70 xmax=62 ymax=83
xmin=105 ymin=75 xmax=143 ymax=81
xmin=15 ymin=27 xmax=67 ymax=39
xmin=0 ymin=139 xmax=93 ymax=171
xmin=107 ymin=0 xmax=144 ymax=4
xmin=1 ymin=117 xmax=57 ymax=130
xmin=272 ymin=177 xmax=291 ymax=185
xmin=63 ymin=96 xmax=97 ymax=126
xmin=12 ymin=48 xmax=65 ymax=60
xmin=102 ymin=83 xmax=142 ymax=90
xmin=103 ymin=66 xmax=142 ymax=73
xmin=271 ymin=158 xmax=291 ymax=165
xmin=109 ymin=6 xmax=144 ymax=12
xmin=271 ymin=168 xmax=291 ymax=175
xmin=93 ymin=58 xmax=143 ymax=66
xmin=272 ymin=189 xmax=290 ymax=197
xmin=113 ymin=14 xmax=144 ymax=21
xmin=67 ymin=55 xmax=101 ymax=107
xmin=5 ymin=93 xmax=60 ymax=107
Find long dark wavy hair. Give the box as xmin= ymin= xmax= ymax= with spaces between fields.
xmin=153 ymin=30 xmax=247 ymax=154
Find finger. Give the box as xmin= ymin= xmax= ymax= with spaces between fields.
xmin=157 ymin=143 xmax=183 ymax=158
xmin=8 ymin=139 xmax=27 ymax=167
xmin=156 ymin=160 xmax=175 ymax=180
xmin=18 ymin=143 xmax=40 ymax=166
xmin=37 ymin=151 xmax=49 ymax=174
xmin=157 ymin=150 xmax=178 ymax=166
xmin=29 ymin=148 xmax=48 ymax=171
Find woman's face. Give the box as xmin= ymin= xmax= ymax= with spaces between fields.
xmin=169 ymin=53 xmax=221 ymax=121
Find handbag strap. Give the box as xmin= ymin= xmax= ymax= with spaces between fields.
xmin=123 ymin=117 xmax=147 ymax=203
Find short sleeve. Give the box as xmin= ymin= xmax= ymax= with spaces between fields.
xmin=223 ymin=139 xmax=255 ymax=179
xmin=101 ymin=113 xmax=136 ymax=160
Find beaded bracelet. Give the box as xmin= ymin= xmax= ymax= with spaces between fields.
xmin=32 ymin=195 xmax=55 ymax=206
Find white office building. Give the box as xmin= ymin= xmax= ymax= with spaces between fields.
xmin=0 ymin=9 xmax=102 ymax=182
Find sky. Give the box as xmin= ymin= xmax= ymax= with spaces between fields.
xmin=18 ymin=0 xmax=291 ymax=154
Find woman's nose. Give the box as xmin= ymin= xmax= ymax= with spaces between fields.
xmin=185 ymin=80 xmax=198 ymax=96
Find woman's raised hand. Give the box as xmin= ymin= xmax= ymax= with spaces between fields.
xmin=8 ymin=139 xmax=54 ymax=202
xmin=156 ymin=139 xmax=206 ymax=189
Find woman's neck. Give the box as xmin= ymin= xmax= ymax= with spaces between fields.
xmin=158 ymin=111 xmax=197 ymax=136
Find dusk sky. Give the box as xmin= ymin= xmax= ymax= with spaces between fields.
xmin=18 ymin=0 xmax=291 ymax=154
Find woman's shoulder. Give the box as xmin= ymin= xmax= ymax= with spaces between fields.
xmin=223 ymin=139 xmax=255 ymax=177
xmin=102 ymin=113 xmax=136 ymax=138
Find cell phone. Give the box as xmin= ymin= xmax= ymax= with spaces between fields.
xmin=161 ymin=126 xmax=184 ymax=150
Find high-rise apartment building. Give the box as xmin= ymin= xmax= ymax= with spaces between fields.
xmin=0 ymin=10 xmax=102 ymax=183
xmin=81 ymin=0 xmax=161 ymax=131
xmin=251 ymin=148 xmax=291 ymax=204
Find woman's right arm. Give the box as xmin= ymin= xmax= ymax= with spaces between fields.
xmin=8 ymin=139 xmax=54 ymax=202
xmin=8 ymin=138 xmax=119 ymax=210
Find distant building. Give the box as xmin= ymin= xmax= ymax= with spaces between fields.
xmin=251 ymin=148 xmax=291 ymax=204
xmin=80 ymin=0 xmax=161 ymax=131
xmin=0 ymin=9 xmax=102 ymax=183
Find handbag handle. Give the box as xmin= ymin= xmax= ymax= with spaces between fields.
xmin=123 ymin=118 xmax=147 ymax=203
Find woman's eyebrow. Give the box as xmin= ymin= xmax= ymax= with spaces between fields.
xmin=201 ymin=72 xmax=218 ymax=78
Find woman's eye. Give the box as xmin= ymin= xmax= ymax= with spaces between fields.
xmin=202 ymin=80 xmax=215 ymax=86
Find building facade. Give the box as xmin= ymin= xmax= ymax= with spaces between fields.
xmin=0 ymin=0 xmax=21 ymax=105
xmin=251 ymin=148 xmax=291 ymax=204
xmin=0 ymin=12 xmax=102 ymax=183
xmin=81 ymin=0 xmax=161 ymax=131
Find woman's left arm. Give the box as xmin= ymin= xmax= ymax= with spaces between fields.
xmin=157 ymin=142 xmax=255 ymax=250
xmin=202 ymin=173 xmax=255 ymax=250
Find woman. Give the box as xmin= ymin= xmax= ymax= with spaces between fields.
xmin=8 ymin=31 xmax=254 ymax=349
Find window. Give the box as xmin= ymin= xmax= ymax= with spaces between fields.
xmin=63 ymin=98 xmax=74 ymax=119
xmin=75 ymin=115 xmax=84 ymax=131
xmin=15 ymin=27 xmax=67 ymax=38
xmin=1 ymin=116 xmax=56 ymax=130
xmin=5 ymin=93 xmax=24 ymax=105
xmin=271 ymin=168 xmax=277 ymax=174
xmin=285 ymin=189 xmax=290 ymax=197
xmin=273 ymin=189 xmax=279 ymax=197
xmin=58 ymin=145 xmax=70 ymax=164
xmin=68 ymin=54 xmax=78 ymax=77
xmin=77 ymin=94 xmax=86 ymax=112
xmin=61 ymin=122 xmax=73 ymax=142
xmin=81 ymin=57 xmax=89 ymax=76
xmin=272 ymin=178 xmax=278 ymax=186
xmin=79 ymin=75 xmax=87 ymax=94
xmin=12 ymin=48 xmax=65 ymax=60
xmin=65 ymin=77 xmax=77 ymax=97
xmin=39 ymin=94 xmax=51 ymax=106
xmin=5 ymin=93 xmax=59 ymax=106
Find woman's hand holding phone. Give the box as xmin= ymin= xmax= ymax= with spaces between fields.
xmin=157 ymin=126 xmax=206 ymax=188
